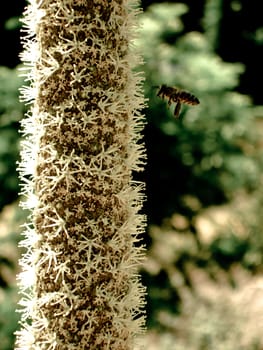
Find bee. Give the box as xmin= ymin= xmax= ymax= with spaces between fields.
xmin=156 ymin=84 xmax=200 ymax=118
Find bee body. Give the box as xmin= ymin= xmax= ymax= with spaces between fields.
xmin=176 ymin=89 xmax=200 ymax=106
xmin=156 ymin=84 xmax=200 ymax=118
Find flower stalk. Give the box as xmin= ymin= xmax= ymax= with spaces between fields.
xmin=16 ymin=0 xmax=146 ymax=349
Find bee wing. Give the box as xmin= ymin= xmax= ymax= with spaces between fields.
xmin=174 ymin=102 xmax=181 ymax=118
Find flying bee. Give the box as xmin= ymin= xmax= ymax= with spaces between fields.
xmin=156 ymin=84 xmax=200 ymax=118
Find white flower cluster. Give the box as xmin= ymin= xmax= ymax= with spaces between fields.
xmin=16 ymin=0 xmax=146 ymax=349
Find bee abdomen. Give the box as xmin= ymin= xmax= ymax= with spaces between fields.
xmin=178 ymin=91 xmax=200 ymax=105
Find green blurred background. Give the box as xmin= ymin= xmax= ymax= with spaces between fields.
xmin=1 ymin=1 xmax=263 ymax=349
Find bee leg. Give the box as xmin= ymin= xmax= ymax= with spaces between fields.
xmin=174 ymin=102 xmax=181 ymax=118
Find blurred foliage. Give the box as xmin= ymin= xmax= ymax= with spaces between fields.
xmin=136 ymin=2 xmax=263 ymax=347
xmin=0 ymin=66 xmax=25 ymax=210
xmin=137 ymin=2 xmax=262 ymax=222
xmin=0 ymin=288 xmax=20 ymax=350
xmin=4 ymin=16 xmax=21 ymax=31
xmin=0 ymin=203 xmax=26 ymax=350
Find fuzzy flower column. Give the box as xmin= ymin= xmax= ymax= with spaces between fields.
xmin=16 ymin=0 xmax=146 ymax=349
